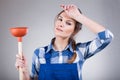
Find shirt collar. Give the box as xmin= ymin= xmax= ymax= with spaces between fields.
xmin=46 ymin=38 xmax=73 ymax=53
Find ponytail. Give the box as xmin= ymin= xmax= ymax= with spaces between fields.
xmin=68 ymin=39 xmax=77 ymax=64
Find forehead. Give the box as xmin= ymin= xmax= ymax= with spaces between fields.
xmin=59 ymin=12 xmax=75 ymax=22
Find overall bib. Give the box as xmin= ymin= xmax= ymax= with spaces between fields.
xmin=38 ymin=53 xmax=79 ymax=80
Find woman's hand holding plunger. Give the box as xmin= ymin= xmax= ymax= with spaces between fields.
xmin=15 ymin=54 xmax=29 ymax=75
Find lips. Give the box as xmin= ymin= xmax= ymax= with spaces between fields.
xmin=56 ymin=27 xmax=63 ymax=32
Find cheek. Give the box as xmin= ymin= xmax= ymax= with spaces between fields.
xmin=64 ymin=27 xmax=74 ymax=36
xmin=54 ymin=21 xmax=59 ymax=28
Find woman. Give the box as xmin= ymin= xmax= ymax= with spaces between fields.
xmin=15 ymin=4 xmax=114 ymax=80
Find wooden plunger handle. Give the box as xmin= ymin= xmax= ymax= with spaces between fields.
xmin=18 ymin=37 xmax=23 ymax=80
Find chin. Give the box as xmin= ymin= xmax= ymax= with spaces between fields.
xmin=55 ymin=34 xmax=63 ymax=37
xmin=55 ymin=34 xmax=69 ymax=39
xmin=54 ymin=31 xmax=70 ymax=39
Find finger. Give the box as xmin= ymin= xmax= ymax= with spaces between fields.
xmin=15 ymin=62 xmax=19 ymax=70
xmin=16 ymin=57 xmax=25 ymax=66
xmin=65 ymin=5 xmax=73 ymax=11
xmin=16 ymin=60 xmax=25 ymax=68
xmin=69 ymin=4 xmax=74 ymax=9
xmin=16 ymin=54 xmax=20 ymax=58
xmin=16 ymin=58 xmax=25 ymax=65
xmin=63 ymin=5 xmax=68 ymax=10
xmin=16 ymin=54 xmax=22 ymax=60
xmin=20 ymin=54 xmax=26 ymax=60
xmin=60 ymin=4 xmax=66 ymax=10
xmin=66 ymin=5 xmax=69 ymax=10
xmin=16 ymin=54 xmax=25 ymax=61
xmin=68 ymin=5 xmax=72 ymax=9
xmin=60 ymin=4 xmax=64 ymax=8
xmin=15 ymin=61 xmax=23 ymax=70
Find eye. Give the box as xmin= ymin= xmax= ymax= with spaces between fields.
xmin=66 ymin=22 xmax=72 ymax=25
xmin=57 ymin=17 xmax=62 ymax=21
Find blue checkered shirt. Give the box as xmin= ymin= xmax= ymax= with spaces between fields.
xmin=30 ymin=29 xmax=113 ymax=80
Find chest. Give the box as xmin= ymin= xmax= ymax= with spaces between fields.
xmin=38 ymin=49 xmax=83 ymax=64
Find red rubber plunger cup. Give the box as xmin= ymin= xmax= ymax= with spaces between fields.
xmin=10 ymin=27 xmax=28 ymax=80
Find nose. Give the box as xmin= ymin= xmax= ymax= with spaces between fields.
xmin=59 ymin=21 xmax=64 ymax=28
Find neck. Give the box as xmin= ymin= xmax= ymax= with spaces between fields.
xmin=53 ymin=37 xmax=69 ymax=51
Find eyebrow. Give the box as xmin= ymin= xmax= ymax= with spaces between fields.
xmin=58 ymin=15 xmax=74 ymax=23
xmin=58 ymin=15 xmax=63 ymax=18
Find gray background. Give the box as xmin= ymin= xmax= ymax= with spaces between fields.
xmin=0 ymin=0 xmax=120 ymax=80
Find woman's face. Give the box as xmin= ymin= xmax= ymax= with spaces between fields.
xmin=54 ymin=12 xmax=76 ymax=39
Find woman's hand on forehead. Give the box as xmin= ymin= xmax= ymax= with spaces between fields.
xmin=60 ymin=4 xmax=81 ymax=21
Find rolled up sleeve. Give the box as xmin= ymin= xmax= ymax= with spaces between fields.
xmin=83 ymin=29 xmax=114 ymax=60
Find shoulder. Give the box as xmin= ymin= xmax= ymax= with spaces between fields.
xmin=33 ymin=45 xmax=49 ymax=57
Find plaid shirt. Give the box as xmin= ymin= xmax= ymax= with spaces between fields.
xmin=30 ymin=29 xmax=113 ymax=80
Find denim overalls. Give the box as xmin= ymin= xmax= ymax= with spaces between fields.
xmin=38 ymin=51 xmax=79 ymax=80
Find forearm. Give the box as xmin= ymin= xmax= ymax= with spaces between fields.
xmin=75 ymin=14 xmax=106 ymax=34
xmin=23 ymin=73 xmax=31 ymax=80
xmin=20 ymin=68 xmax=31 ymax=80
xmin=60 ymin=4 xmax=106 ymax=34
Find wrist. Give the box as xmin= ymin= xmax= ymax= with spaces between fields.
xmin=74 ymin=13 xmax=84 ymax=23
xmin=23 ymin=68 xmax=30 ymax=80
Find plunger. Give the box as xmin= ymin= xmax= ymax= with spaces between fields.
xmin=10 ymin=27 xmax=28 ymax=80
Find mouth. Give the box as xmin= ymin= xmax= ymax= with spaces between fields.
xmin=56 ymin=28 xmax=63 ymax=32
